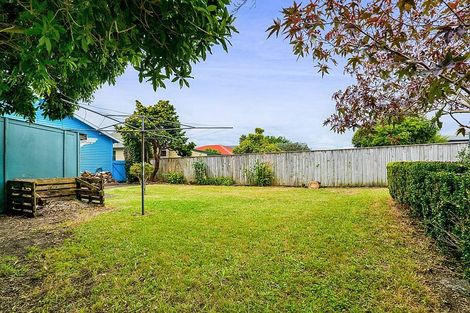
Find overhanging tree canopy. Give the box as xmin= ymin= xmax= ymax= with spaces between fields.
xmin=0 ymin=0 xmax=236 ymax=121
xmin=268 ymin=0 xmax=469 ymax=134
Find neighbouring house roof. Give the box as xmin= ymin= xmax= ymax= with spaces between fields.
xmin=195 ymin=144 xmax=234 ymax=155
xmin=2 ymin=109 xmax=121 ymax=144
xmin=107 ymin=132 xmax=124 ymax=148
xmin=72 ymin=114 xmax=121 ymax=143
xmin=192 ymin=149 xmax=211 ymax=155
xmin=447 ymin=135 xmax=469 ymax=143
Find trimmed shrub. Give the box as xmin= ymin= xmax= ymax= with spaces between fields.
xmin=457 ymin=147 xmax=470 ymax=166
xmin=245 ymin=160 xmax=274 ymax=186
xmin=163 ymin=172 xmax=186 ymax=184
xmin=129 ymin=162 xmax=153 ymax=183
xmin=387 ymin=161 xmax=470 ymax=278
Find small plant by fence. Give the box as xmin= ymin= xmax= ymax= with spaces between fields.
xmin=189 ymin=161 xmax=234 ymax=186
xmin=245 ymin=161 xmax=274 ymax=186
xmin=193 ymin=161 xmax=208 ymax=185
xmin=163 ymin=172 xmax=186 ymax=184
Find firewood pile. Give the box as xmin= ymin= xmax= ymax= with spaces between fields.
xmin=81 ymin=171 xmax=116 ymax=184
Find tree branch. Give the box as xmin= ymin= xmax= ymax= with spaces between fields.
xmin=439 ymin=0 xmax=468 ymax=27
xmin=351 ymin=23 xmax=470 ymax=95
xmin=0 ymin=25 xmax=24 ymax=34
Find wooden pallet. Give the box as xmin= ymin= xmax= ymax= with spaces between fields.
xmin=7 ymin=181 xmax=37 ymax=216
xmin=76 ymin=177 xmax=104 ymax=205
xmin=6 ymin=177 xmax=105 ymax=217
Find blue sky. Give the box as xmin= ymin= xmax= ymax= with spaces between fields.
xmin=86 ymin=1 xmax=464 ymax=148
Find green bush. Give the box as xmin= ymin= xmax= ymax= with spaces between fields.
xmin=129 ymin=162 xmax=153 ymax=183
xmin=245 ymin=160 xmax=274 ymax=186
xmin=352 ymin=116 xmax=447 ymax=147
xmin=204 ymin=177 xmax=235 ymax=186
xmin=457 ymin=147 xmax=470 ymax=166
xmin=163 ymin=172 xmax=186 ymax=184
xmin=387 ymin=161 xmax=470 ymax=278
xmin=191 ymin=160 xmax=234 ymax=185
xmin=193 ymin=160 xmax=207 ymax=185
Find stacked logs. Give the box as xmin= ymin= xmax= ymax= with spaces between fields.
xmin=81 ymin=171 xmax=116 ymax=184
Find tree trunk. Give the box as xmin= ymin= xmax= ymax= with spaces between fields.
xmin=151 ymin=142 xmax=161 ymax=181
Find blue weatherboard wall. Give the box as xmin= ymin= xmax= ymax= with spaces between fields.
xmin=6 ymin=110 xmax=117 ymax=173
xmin=0 ymin=117 xmax=80 ymax=213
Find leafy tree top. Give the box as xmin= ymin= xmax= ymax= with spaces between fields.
xmin=1 ymin=1 xmax=236 ymax=121
xmin=202 ymin=148 xmax=221 ymax=155
xmin=233 ymin=128 xmax=310 ymax=154
xmin=352 ymin=116 xmax=447 ymax=147
xmin=117 ymin=100 xmax=195 ymax=157
xmin=268 ymin=0 xmax=469 ymax=134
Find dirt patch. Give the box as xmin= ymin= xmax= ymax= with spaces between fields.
xmin=389 ymin=200 xmax=470 ymax=313
xmin=0 ymin=200 xmax=111 ymax=312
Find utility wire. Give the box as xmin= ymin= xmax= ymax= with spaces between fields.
xmin=65 ymin=96 xmax=226 ymax=129
xmin=60 ymin=98 xmax=233 ymax=135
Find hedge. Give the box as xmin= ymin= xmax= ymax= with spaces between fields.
xmin=387 ymin=162 xmax=470 ymax=278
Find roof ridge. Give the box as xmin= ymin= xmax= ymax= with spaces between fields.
xmin=73 ymin=114 xmax=121 ymax=143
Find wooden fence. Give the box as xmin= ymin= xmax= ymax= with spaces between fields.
xmin=158 ymin=143 xmax=468 ymax=187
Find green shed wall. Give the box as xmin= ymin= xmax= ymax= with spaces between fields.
xmin=0 ymin=118 xmax=80 ymax=213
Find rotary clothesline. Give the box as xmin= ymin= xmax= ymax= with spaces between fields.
xmin=61 ymin=98 xmax=233 ymax=215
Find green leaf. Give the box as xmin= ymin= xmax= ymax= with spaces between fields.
xmin=81 ymin=37 xmax=89 ymax=52
xmin=1 ymin=0 xmax=236 ymax=120
xmin=44 ymin=37 xmax=52 ymax=53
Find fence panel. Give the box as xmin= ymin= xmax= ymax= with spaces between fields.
xmin=159 ymin=143 xmax=467 ymax=187
xmin=0 ymin=117 xmax=80 ymax=213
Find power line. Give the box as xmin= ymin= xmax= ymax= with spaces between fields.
xmin=62 ymin=99 xmax=127 ymax=122
xmin=67 ymin=97 xmax=227 ymax=129
xmin=60 ymin=94 xmax=132 ymax=115
xmin=85 ymin=104 xmax=132 ymax=115
xmin=187 ymin=129 xmax=232 ymax=140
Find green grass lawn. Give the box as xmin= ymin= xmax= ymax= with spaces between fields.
xmin=30 ymin=185 xmax=441 ymax=312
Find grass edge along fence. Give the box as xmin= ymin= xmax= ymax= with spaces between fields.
xmin=387 ymin=161 xmax=470 ymax=278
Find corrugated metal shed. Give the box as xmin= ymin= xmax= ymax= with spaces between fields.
xmin=6 ymin=110 xmax=119 ymax=173
xmin=0 ymin=117 xmax=80 ymax=212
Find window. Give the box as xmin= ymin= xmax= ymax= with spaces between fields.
xmin=113 ymin=150 xmax=117 ymax=161
xmin=160 ymin=150 xmax=167 ymax=157
xmin=79 ymin=133 xmax=88 ymax=141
